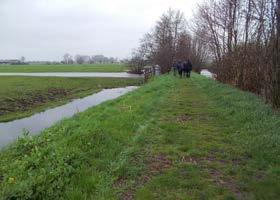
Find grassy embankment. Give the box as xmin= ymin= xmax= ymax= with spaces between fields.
xmin=0 ymin=74 xmax=279 ymax=199
xmin=0 ymin=64 xmax=128 ymax=73
xmin=0 ymin=77 xmax=142 ymax=122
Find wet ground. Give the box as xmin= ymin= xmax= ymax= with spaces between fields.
xmin=0 ymin=72 xmax=142 ymax=78
xmin=0 ymin=86 xmax=138 ymax=149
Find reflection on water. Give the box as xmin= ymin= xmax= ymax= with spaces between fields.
xmin=0 ymin=72 xmax=142 ymax=78
xmin=0 ymin=86 xmax=138 ymax=149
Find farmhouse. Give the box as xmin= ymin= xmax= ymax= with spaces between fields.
xmin=0 ymin=59 xmax=21 ymax=65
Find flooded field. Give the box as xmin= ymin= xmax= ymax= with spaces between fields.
xmin=0 ymin=72 xmax=142 ymax=78
xmin=0 ymin=86 xmax=137 ymax=149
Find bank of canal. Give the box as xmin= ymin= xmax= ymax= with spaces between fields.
xmin=0 ymin=86 xmax=138 ymax=149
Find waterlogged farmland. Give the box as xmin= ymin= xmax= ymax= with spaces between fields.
xmin=0 ymin=86 xmax=138 ymax=149
xmin=0 ymin=64 xmax=128 ymax=73
xmin=0 ymin=76 xmax=142 ymax=122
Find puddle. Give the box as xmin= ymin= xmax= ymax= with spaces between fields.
xmin=0 ymin=86 xmax=138 ymax=149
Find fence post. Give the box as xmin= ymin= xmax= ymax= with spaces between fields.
xmin=144 ymin=65 xmax=161 ymax=82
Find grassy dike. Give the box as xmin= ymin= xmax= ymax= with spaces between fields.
xmin=0 ymin=74 xmax=279 ymax=199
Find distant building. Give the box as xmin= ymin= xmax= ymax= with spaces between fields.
xmin=0 ymin=59 xmax=22 ymax=65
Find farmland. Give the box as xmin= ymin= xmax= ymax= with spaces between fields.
xmin=0 ymin=76 xmax=142 ymax=122
xmin=0 ymin=64 xmax=128 ymax=73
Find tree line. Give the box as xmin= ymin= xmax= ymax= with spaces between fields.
xmin=129 ymin=9 xmax=208 ymax=74
xmin=63 ymin=54 xmax=118 ymax=64
xmin=193 ymin=0 xmax=280 ymax=108
xmin=130 ymin=1 xmax=280 ymax=108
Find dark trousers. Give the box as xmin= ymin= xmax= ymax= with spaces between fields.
xmin=186 ymin=71 xmax=191 ymax=78
xmin=178 ymin=70 xmax=183 ymax=78
xmin=173 ymin=68 xmax=177 ymax=76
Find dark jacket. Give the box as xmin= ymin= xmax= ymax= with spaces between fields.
xmin=177 ymin=62 xmax=183 ymax=71
xmin=187 ymin=61 xmax=192 ymax=71
xmin=183 ymin=62 xmax=188 ymax=71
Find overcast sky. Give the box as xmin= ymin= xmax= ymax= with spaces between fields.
xmin=0 ymin=0 xmax=200 ymax=61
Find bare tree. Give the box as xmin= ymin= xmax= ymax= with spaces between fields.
xmin=193 ymin=0 xmax=279 ymax=107
xmin=272 ymin=0 xmax=280 ymax=107
xmin=75 ymin=55 xmax=85 ymax=64
xmin=20 ymin=56 xmax=25 ymax=63
xmin=130 ymin=9 xmax=205 ymax=73
xmin=63 ymin=54 xmax=73 ymax=64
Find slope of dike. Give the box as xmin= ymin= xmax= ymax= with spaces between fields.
xmin=0 ymin=74 xmax=279 ymax=199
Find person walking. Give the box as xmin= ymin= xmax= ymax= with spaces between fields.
xmin=173 ymin=62 xmax=177 ymax=76
xmin=186 ymin=59 xmax=193 ymax=78
xmin=177 ymin=61 xmax=183 ymax=78
xmin=183 ymin=61 xmax=188 ymax=78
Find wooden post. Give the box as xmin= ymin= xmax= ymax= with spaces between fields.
xmin=144 ymin=66 xmax=153 ymax=82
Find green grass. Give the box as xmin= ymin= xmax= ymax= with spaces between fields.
xmin=0 ymin=74 xmax=279 ymax=199
xmin=0 ymin=64 xmax=128 ymax=73
xmin=0 ymin=76 xmax=142 ymax=122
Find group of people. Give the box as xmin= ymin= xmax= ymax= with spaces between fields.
xmin=172 ymin=60 xmax=193 ymax=78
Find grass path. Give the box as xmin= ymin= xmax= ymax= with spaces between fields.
xmin=0 ymin=75 xmax=279 ymax=199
